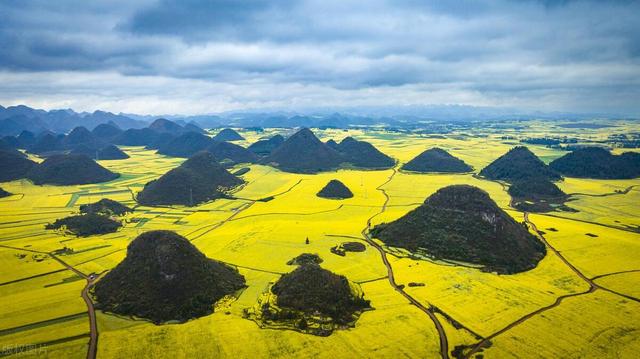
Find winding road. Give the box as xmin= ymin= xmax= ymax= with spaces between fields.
xmin=360 ymin=168 xmax=451 ymax=359
xmin=0 ymin=244 xmax=99 ymax=359
xmin=463 ymin=211 xmax=640 ymax=358
xmin=49 ymin=253 xmax=99 ymax=359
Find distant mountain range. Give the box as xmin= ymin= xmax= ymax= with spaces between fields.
xmin=1 ymin=103 xmax=632 ymax=136
xmin=0 ymin=105 xmax=147 ymax=135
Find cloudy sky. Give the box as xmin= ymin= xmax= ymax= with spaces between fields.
xmin=0 ymin=0 xmax=639 ymax=116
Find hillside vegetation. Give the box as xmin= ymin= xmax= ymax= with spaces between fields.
xmin=402 ymin=148 xmax=472 ymax=173
xmin=137 ymin=151 xmax=242 ymax=206
xmin=27 ymin=154 xmax=118 ymax=185
xmin=94 ymin=230 xmax=246 ymax=323
xmin=480 ymin=146 xmax=560 ymax=182
xmin=550 ymin=147 xmax=640 ymax=179
xmin=371 ymin=185 xmax=546 ymax=274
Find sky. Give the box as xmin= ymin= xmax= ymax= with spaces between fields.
xmin=0 ymin=0 xmax=639 ymax=116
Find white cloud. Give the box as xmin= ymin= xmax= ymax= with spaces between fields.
xmin=0 ymin=0 xmax=639 ymax=116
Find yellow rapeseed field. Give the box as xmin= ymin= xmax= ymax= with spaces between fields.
xmin=1 ymin=124 xmax=639 ymax=358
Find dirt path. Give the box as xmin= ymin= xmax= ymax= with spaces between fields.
xmin=526 ymin=214 xmax=639 ymax=303
xmin=0 ymin=244 xmax=99 ymax=359
xmin=187 ymin=201 xmax=256 ymax=241
xmin=591 ymin=268 xmax=640 ymax=281
xmin=535 ymin=212 xmax=640 ymax=234
xmin=187 ymin=177 xmax=306 ymax=241
xmin=48 ymin=253 xmax=98 ymax=359
xmin=360 ymin=168 xmax=451 ymax=359
xmin=569 ymin=185 xmax=638 ymax=197
xmin=463 ymin=211 xmax=639 ymax=358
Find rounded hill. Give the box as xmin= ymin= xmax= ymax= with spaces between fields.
xmin=156 ymin=132 xmax=212 ymax=158
xmin=213 ymin=128 xmax=244 ymax=141
xmin=94 ymin=230 xmax=246 ymax=323
xmin=45 ymin=213 xmax=122 ymax=237
xmin=317 ymin=179 xmax=353 ymax=199
xmin=549 ymin=147 xmax=640 ymax=179
xmin=333 ymin=137 xmax=394 ymax=169
xmin=508 ymin=178 xmax=570 ymax=213
xmin=262 ymin=128 xmax=343 ymax=173
xmin=207 ymin=141 xmax=258 ymax=164
xmin=480 ymin=146 xmax=560 ymax=182
xmin=149 ymin=118 xmax=183 ymax=133
xmin=0 ymin=149 xmax=36 ymax=182
xmin=80 ymin=198 xmax=132 ymax=216
xmin=402 ymin=148 xmax=472 ymax=173
xmin=371 ymin=185 xmax=546 ymax=274
xmin=271 ymin=263 xmax=370 ymax=325
xmin=26 ymin=154 xmax=118 ymax=185
xmin=92 ymin=123 xmax=123 ymax=139
xmin=71 ymin=144 xmax=129 ymax=160
xmin=247 ymin=134 xmax=284 ymax=156
xmin=114 ymin=128 xmax=161 ymax=146
xmin=137 ymin=151 xmax=242 ymax=206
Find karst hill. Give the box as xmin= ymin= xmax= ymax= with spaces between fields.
xmin=94 ymin=230 xmax=246 ymax=323
xmin=371 ymin=185 xmax=546 ymax=274
xmin=402 ymin=147 xmax=472 ymax=173
xmin=137 ymin=151 xmax=243 ymax=206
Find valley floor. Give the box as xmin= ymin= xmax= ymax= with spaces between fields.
xmin=1 ymin=124 xmax=639 ymax=358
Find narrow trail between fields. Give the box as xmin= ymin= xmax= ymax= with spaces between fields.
xmin=186 ymin=201 xmax=257 ymax=241
xmin=49 ymin=254 xmax=99 ymax=359
xmin=591 ymin=268 xmax=640 ymax=281
xmin=535 ymin=212 xmax=640 ymax=234
xmin=0 ymin=244 xmax=98 ymax=359
xmin=186 ymin=178 xmax=305 ymax=241
xmin=463 ymin=211 xmax=640 ymax=358
xmin=360 ymin=168 xmax=452 ymax=359
xmin=569 ymin=184 xmax=638 ymax=197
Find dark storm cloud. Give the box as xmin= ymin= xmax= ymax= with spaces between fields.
xmin=0 ymin=0 xmax=638 ymax=115
xmin=123 ymin=0 xmax=294 ymax=41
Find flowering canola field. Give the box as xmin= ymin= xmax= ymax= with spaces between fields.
xmin=1 ymin=124 xmax=639 ymax=358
